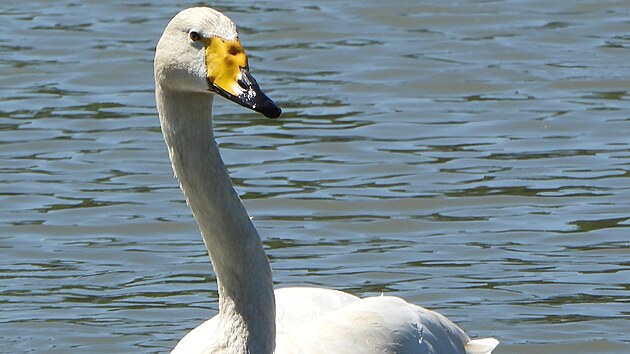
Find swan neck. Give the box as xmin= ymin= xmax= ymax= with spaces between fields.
xmin=156 ymin=86 xmax=275 ymax=353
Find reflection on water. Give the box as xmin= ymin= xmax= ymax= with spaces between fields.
xmin=1 ymin=0 xmax=629 ymax=353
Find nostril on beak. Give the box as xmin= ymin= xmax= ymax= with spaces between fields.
xmin=238 ymin=78 xmax=248 ymax=91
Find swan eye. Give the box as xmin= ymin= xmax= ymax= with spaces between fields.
xmin=189 ymin=31 xmax=202 ymax=42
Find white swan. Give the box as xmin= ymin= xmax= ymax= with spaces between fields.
xmin=155 ymin=7 xmax=499 ymax=354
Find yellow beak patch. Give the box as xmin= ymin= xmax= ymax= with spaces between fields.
xmin=202 ymin=37 xmax=248 ymax=96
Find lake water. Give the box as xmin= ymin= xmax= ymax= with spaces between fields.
xmin=1 ymin=0 xmax=629 ymax=353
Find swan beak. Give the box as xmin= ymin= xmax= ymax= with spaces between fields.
xmin=204 ymin=37 xmax=281 ymax=118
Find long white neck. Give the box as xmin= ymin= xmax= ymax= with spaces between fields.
xmin=156 ymin=86 xmax=275 ymax=354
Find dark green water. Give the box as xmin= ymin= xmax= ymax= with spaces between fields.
xmin=1 ymin=0 xmax=629 ymax=352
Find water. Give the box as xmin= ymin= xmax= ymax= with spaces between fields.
xmin=1 ymin=0 xmax=629 ymax=352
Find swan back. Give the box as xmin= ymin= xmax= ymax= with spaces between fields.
xmin=275 ymin=295 xmax=471 ymax=354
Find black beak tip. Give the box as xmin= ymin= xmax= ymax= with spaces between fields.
xmin=258 ymin=98 xmax=282 ymax=119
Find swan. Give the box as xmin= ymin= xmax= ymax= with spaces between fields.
xmin=154 ymin=7 xmax=499 ymax=354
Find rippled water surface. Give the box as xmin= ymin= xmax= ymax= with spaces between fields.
xmin=1 ymin=0 xmax=629 ymax=353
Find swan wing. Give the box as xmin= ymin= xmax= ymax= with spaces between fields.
xmin=276 ymin=294 xmax=477 ymax=354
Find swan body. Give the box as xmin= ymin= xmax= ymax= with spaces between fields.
xmin=155 ymin=7 xmax=499 ymax=354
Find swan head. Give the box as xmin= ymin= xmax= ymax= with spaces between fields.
xmin=155 ymin=7 xmax=281 ymax=118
